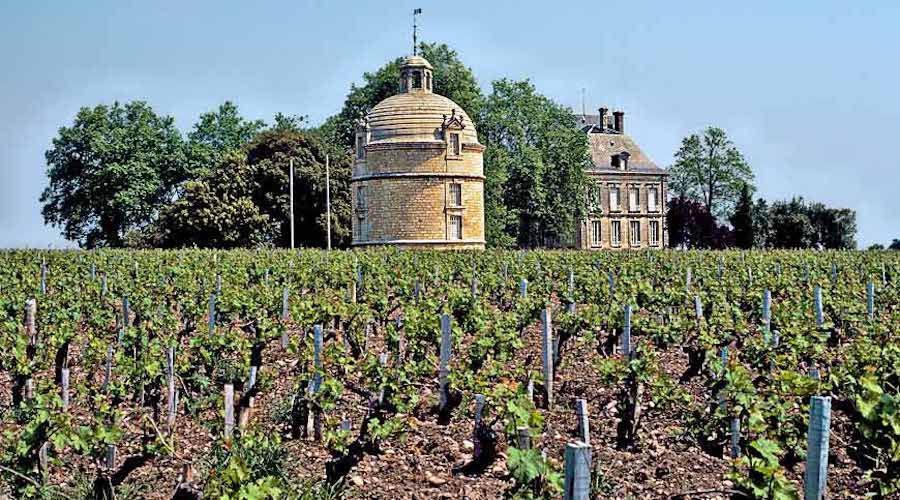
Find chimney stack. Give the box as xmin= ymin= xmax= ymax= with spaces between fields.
xmin=613 ymin=111 xmax=624 ymax=133
xmin=598 ymin=108 xmax=608 ymax=131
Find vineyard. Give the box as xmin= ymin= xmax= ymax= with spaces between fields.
xmin=1 ymin=249 xmax=898 ymax=499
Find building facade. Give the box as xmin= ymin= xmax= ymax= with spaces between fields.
xmin=351 ymin=55 xmax=486 ymax=249
xmin=575 ymin=109 xmax=668 ymax=250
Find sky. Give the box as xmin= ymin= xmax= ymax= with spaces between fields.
xmin=2 ymin=0 xmax=898 ymax=248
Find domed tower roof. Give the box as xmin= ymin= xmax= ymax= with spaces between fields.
xmin=365 ymin=56 xmax=480 ymax=145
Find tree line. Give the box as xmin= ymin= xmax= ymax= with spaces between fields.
xmin=665 ymin=127 xmax=862 ymax=250
xmin=41 ymin=42 xmax=874 ymax=250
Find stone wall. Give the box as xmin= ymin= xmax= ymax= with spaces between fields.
xmin=576 ymin=172 xmax=668 ymax=250
xmin=351 ymin=143 xmax=485 ymax=249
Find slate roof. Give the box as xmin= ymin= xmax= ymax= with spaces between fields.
xmin=574 ymin=113 xmax=667 ymax=175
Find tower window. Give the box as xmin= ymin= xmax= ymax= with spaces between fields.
xmin=449 ymin=133 xmax=461 ymax=156
xmin=426 ymin=73 xmax=432 ymax=91
xmin=356 ymin=186 xmax=366 ymax=211
xmin=449 ymin=183 xmax=462 ymax=206
xmin=356 ymin=135 xmax=366 ymax=160
xmin=413 ymin=71 xmax=422 ymax=89
xmin=449 ymin=215 xmax=463 ymax=239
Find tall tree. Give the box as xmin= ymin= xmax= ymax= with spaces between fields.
xmin=752 ymin=198 xmax=771 ymax=249
xmin=669 ymin=127 xmax=754 ymax=219
xmin=480 ymin=79 xmax=589 ymax=247
xmin=730 ymin=183 xmax=754 ymax=249
xmin=889 ymin=239 xmax=900 ymax=250
xmin=41 ymin=101 xmax=186 ymax=247
xmin=317 ymin=42 xmax=484 ymax=150
xmin=186 ymin=101 xmax=266 ymax=177
xmin=153 ymin=129 xmax=351 ymax=249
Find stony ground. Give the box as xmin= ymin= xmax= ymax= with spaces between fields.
xmin=1 ymin=316 xmax=872 ymax=499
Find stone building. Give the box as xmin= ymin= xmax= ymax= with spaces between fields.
xmin=351 ymin=55 xmax=486 ymax=249
xmin=574 ymin=109 xmax=668 ymax=249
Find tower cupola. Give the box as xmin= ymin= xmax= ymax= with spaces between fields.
xmin=399 ymin=55 xmax=434 ymax=93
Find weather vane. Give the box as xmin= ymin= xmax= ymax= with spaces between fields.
xmin=413 ymin=8 xmax=422 ymax=55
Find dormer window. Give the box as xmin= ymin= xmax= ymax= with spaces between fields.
xmin=413 ymin=71 xmax=422 ymax=89
xmin=449 ymin=133 xmax=461 ymax=156
xmin=619 ymin=151 xmax=630 ymax=170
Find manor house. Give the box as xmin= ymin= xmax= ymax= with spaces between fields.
xmin=574 ymin=109 xmax=668 ymax=249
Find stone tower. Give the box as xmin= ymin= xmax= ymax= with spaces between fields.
xmin=351 ymin=55 xmax=485 ymax=249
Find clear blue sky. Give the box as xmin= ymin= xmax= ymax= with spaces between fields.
xmin=2 ymin=0 xmax=897 ymax=248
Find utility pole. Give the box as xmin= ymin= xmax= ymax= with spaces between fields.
xmin=325 ymin=154 xmax=331 ymax=251
xmin=289 ymin=158 xmax=295 ymax=249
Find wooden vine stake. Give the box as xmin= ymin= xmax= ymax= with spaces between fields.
xmin=40 ymin=258 xmax=47 ymax=295
xmin=730 ymin=417 xmax=741 ymax=458
xmin=575 ymin=399 xmax=590 ymax=444
xmin=685 ymin=268 xmax=692 ymax=294
xmin=622 ymin=304 xmax=633 ymax=357
xmin=814 ymin=286 xmax=824 ymax=327
xmin=60 ymin=367 xmax=70 ymax=412
xmin=105 ymin=444 xmax=117 ymax=471
xmin=166 ymin=347 xmax=176 ymax=431
xmin=207 ymin=294 xmax=216 ymax=336
xmin=541 ymin=307 xmax=553 ymax=408
xmin=26 ymin=298 xmax=37 ymax=347
xmin=438 ymin=314 xmax=452 ymax=415
xmin=473 ymin=394 xmax=486 ymax=460
xmin=103 ymin=345 xmax=113 ymax=390
xmin=223 ymin=384 xmax=234 ymax=442
xmin=519 ymin=278 xmax=528 ymax=298
xmin=516 ymin=427 xmax=531 ymax=449
xmin=308 ymin=324 xmax=324 ymax=440
xmin=804 ymin=396 xmax=832 ymax=500
xmin=762 ymin=289 xmax=772 ymax=335
xmin=563 ymin=441 xmax=592 ymax=500
xmin=866 ymin=282 xmax=874 ymax=319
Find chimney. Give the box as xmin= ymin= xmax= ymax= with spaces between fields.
xmin=613 ymin=111 xmax=624 ymax=133
xmin=598 ymin=108 xmax=607 ymax=131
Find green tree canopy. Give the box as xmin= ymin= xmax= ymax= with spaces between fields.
xmin=186 ymin=101 xmax=266 ymax=178
xmin=41 ymin=101 xmax=186 ymax=247
xmin=480 ymin=79 xmax=590 ymax=247
xmin=669 ymin=127 xmax=754 ymax=219
xmin=756 ymin=196 xmax=856 ymax=249
xmin=889 ymin=239 xmax=900 ymax=250
xmin=153 ymin=129 xmax=351 ymax=249
xmin=317 ymin=42 xmax=484 ymax=149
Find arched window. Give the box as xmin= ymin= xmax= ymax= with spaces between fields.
xmin=426 ymin=73 xmax=432 ymax=91
xmin=413 ymin=71 xmax=422 ymax=89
